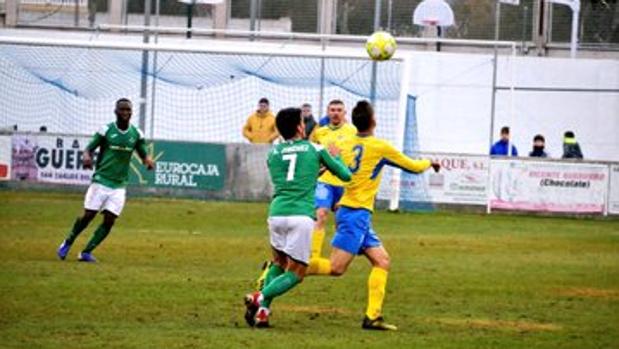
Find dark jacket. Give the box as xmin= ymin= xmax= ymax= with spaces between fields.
xmin=303 ymin=115 xmax=317 ymax=140
xmin=562 ymin=138 xmax=583 ymax=159
xmin=529 ymin=148 xmax=548 ymax=158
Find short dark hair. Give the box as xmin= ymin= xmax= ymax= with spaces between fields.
xmin=533 ymin=134 xmax=545 ymax=142
xmin=116 ymin=98 xmax=132 ymax=108
xmin=301 ymin=103 xmax=311 ymax=109
xmin=328 ymin=99 xmax=344 ymax=107
xmin=352 ymin=100 xmax=374 ymax=132
xmin=500 ymin=126 xmax=510 ymax=135
xmin=564 ymin=131 xmax=575 ymax=138
xmin=276 ymin=108 xmax=302 ymax=140
xmin=259 ymin=97 xmax=269 ymax=105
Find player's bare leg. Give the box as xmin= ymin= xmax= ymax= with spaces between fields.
xmin=328 ymin=247 xmax=355 ymax=276
xmin=57 ymin=209 xmax=97 ymax=260
xmin=361 ymin=246 xmax=397 ymax=331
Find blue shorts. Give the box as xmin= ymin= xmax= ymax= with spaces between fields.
xmin=314 ymin=182 xmax=344 ymax=211
xmin=332 ymin=207 xmax=382 ymax=255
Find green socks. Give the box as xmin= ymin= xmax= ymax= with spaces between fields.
xmin=82 ymin=224 xmax=112 ymax=254
xmin=65 ymin=217 xmax=90 ymax=245
xmin=66 ymin=217 xmax=114 ymax=254
xmin=264 ymin=264 xmax=284 ymax=287
xmin=260 ymin=271 xmax=301 ymax=308
xmin=262 ymin=264 xmax=285 ymax=308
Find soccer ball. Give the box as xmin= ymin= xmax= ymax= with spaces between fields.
xmin=365 ymin=31 xmax=397 ymax=61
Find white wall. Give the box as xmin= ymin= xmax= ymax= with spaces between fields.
xmin=407 ymin=51 xmax=619 ymax=161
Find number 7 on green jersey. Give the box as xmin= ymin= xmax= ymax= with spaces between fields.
xmin=282 ymin=154 xmax=297 ymax=181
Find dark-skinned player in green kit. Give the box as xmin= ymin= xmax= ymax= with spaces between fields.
xmin=57 ymin=98 xmax=154 ymax=262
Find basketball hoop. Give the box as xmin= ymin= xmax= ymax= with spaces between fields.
xmin=177 ymin=0 xmax=223 ymax=4
xmin=421 ymin=18 xmax=439 ymax=26
xmin=413 ymin=0 xmax=455 ymax=27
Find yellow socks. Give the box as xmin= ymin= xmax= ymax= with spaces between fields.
xmin=310 ymin=228 xmax=325 ymax=258
xmin=366 ymin=267 xmax=388 ymax=320
xmin=307 ymin=257 xmax=331 ymax=275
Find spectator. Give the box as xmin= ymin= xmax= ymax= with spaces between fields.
xmin=301 ymin=103 xmax=317 ymax=140
xmin=529 ymin=134 xmax=548 ymax=157
xmin=490 ymin=126 xmax=518 ymax=157
xmin=242 ymin=97 xmax=278 ymax=144
xmin=562 ymin=131 xmax=583 ymax=159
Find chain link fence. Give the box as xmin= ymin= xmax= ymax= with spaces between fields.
xmin=5 ymin=0 xmax=619 ymax=46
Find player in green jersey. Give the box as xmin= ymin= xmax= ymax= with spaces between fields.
xmin=244 ymin=107 xmax=352 ymax=328
xmin=56 ymin=98 xmax=154 ymax=262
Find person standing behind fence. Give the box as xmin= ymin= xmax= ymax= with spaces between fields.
xmin=529 ymin=134 xmax=548 ymax=158
xmin=490 ymin=126 xmax=518 ymax=157
xmin=562 ymin=131 xmax=584 ymax=159
xmin=301 ymin=103 xmax=317 ymax=140
xmin=243 ymin=98 xmax=279 ymax=144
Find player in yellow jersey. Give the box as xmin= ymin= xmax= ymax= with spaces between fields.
xmin=308 ymin=100 xmax=357 ymax=259
xmin=307 ymin=100 xmax=440 ymax=330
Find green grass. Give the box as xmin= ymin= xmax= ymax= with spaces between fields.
xmin=0 ymin=190 xmax=618 ymax=349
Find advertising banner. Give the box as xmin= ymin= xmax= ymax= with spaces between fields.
xmin=0 ymin=135 xmax=11 ymax=181
xmin=129 ymin=141 xmax=226 ymax=191
xmin=11 ymin=134 xmax=93 ymax=185
xmin=400 ymin=153 xmax=488 ymax=205
xmin=10 ymin=134 xmax=226 ymax=191
xmin=489 ymin=159 xmax=608 ymax=214
xmin=608 ymin=164 xmax=619 ymax=215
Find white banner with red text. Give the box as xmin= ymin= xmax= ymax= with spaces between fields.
xmin=489 ymin=159 xmax=608 ymax=214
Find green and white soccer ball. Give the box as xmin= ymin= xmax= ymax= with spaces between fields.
xmin=365 ymin=31 xmax=397 ymax=61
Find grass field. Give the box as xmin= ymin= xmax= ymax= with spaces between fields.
xmin=0 ymin=190 xmax=618 ymax=349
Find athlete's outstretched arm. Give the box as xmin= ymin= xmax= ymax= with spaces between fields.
xmin=382 ymin=143 xmax=437 ymax=174
xmin=318 ymin=148 xmax=352 ymax=182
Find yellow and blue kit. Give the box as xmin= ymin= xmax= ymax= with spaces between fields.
xmin=333 ymin=135 xmax=431 ymax=254
xmin=310 ymin=122 xmax=357 ymax=210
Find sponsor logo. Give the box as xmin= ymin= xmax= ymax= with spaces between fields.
xmin=154 ymin=161 xmax=220 ymax=188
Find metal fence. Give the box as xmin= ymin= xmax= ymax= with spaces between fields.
xmin=3 ymin=0 xmax=618 ymax=47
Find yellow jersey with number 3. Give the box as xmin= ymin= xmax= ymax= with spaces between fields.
xmin=310 ymin=122 xmax=357 ymax=187
xmin=339 ymin=135 xmax=432 ymax=212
